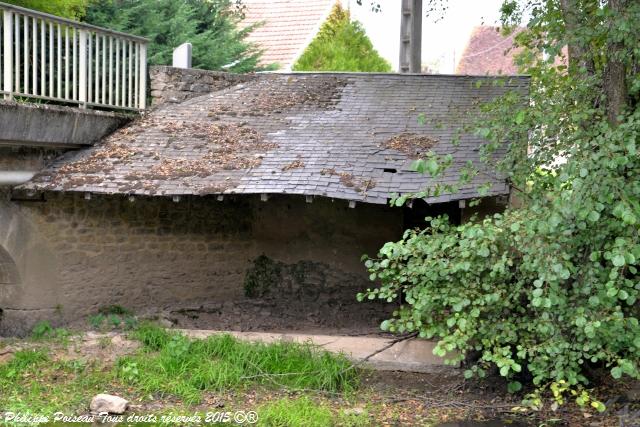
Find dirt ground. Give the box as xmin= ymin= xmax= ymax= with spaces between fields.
xmin=105 ymin=297 xmax=395 ymax=337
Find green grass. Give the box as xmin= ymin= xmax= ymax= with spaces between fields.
xmin=88 ymin=306 xmax=138 ymax=331
xmin=30 ymin=320 xmax=72 ymax=343
xmin=0 ymin=349 xmax=113 ymax=414
xmin=257 ymin=397 xmax=333 ymax=426
xmin=256 ymin=398 xmax=371 ymax=427
xmin=0 ymin=323 xmax=362 ymax=420
xmin=120 ymin=323 xmax=359 ymax=404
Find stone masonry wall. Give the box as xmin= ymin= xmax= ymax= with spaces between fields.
xmin=149 ymin=66 xmax=254 ymax=106
xmin=0 ymin=193 xmax=402 ymax=335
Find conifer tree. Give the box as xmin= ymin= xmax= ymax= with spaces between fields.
xmin=84 ymin=0 xmax=261 ymax=72
xmin=293 ymin=4 xmax=391 ymax=72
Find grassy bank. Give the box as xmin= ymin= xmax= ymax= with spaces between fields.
xmin=0 ymin=323 xmax=368 ymax=426
xmin=118 ymin=323 xmax=358 ymax=403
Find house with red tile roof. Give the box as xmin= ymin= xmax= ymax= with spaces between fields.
xmin=241 ymin=0 xmax=336 ymax=70
xmin=456 ymin=26 xmax=521 ymax=75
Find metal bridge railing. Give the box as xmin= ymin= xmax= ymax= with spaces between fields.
xmin=0 ymin=2 xmax=148 ymax=110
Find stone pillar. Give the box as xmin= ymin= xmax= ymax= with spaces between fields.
xmin=172 ymin=43 xmax=193 ymax=69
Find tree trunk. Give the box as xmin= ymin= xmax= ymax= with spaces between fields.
xmin=603 ymin=0 xmax=628 ymax=125
xmin=559 ymin=0 xmax=595 ymax=75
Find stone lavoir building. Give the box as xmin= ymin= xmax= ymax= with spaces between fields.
xmin=0 ymin=67 xmax=529 ymax=335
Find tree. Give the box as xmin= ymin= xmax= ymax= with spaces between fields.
xmin=4 ymin=0 xmax=87 ymax=19
xmin=293 ymin=4 xmax=391 ymax=72
xmin=361 ymin=0 xmax=640 ymax=409
xmin=84 ymin=0 xmax=261 ymax=72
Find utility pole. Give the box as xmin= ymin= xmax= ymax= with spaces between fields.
xmin=399 ymin=0 xmax=422 ymax=73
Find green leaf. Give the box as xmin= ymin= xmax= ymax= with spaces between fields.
xmin=508 ymin=381 xmax=522 ymax=393
xmin=425 ymin=159 xmax=439 ymax=177
xmin=611 ymin=367 xmax=623 ymax=379
xmin=612 ymin=255 xmax=626 ymax=267
xmin=587 ymin=211 xmax=600 ymax=222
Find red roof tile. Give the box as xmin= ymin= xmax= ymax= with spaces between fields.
xmin=241 ymin=0 xmax=336 ymax=70
xmin=456 ymin=26 xmax=521 ymax=75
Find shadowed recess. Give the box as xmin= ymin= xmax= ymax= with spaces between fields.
xmin=0 ymin=246 xmax=19 ymax=285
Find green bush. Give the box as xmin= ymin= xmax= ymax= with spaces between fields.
xmin=4 ymin=0 xmax=87 ymax=19
xmin=293 ymin=4 xmax=391 ymax=72
xmin=360 ymin=1 xmax=640 ymax=411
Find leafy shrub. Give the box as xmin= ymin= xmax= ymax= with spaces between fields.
xmin=293 ymin=4 xmax=391 ymax=72
xmin=3 ymin=0 xmax=87 ymax=19
xmin=360 ymin=1 xmax=640 ymax=410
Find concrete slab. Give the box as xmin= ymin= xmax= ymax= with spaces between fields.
xmin=0 ymin=101 xmax=132 ymax=147
xmin=179 ymin=329 xmax=459 ymax=374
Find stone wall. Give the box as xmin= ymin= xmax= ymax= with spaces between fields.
xmin=149 ymin=66 xmax=254 ymax=106
xmin=0 ymin=193 xmax=403 ymax=335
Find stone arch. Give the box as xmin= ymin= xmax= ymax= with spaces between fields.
xmin=0 ymin=246 xmax=19 ymax=284
xmin=0 ymin=197 xmax=59 ymax=335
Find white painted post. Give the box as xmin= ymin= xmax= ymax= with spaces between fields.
xmin=172 ymin=42 xmax=192 ymax=69
xmin=138 ymin=42 xmax=147 ymax=109
xmin=78 ymin=28 xmax=87 ymax=107
xmin=3 ymin=11 xmax=14 ymax=99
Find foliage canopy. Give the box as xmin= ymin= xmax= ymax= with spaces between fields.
xmin=84 ymin=0 xmax=261 ymax=72
xmin=4 ymin=0 xmax=87 ymax=19
xmin=293 ymin=4 xmax=391 ymax=72
xmin=361 ymin=0 xmax=640 ymax=409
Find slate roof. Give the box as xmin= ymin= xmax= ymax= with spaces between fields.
xmin=241 ymin=0 xmax=335 ymax=70
xmin=22 ymin=72 xmax=530 ymax=205
xmin=456 ymin=26 xmax=521 ymax=75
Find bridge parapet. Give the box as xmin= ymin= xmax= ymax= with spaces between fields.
xmin=0 ymin=2 xmax=148 ymax=111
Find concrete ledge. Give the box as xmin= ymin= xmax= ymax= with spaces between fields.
xmin=0 ymin=101 xmax=132 ymax=147
xmin=180 ymin=329 xmax=458 ymax=374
